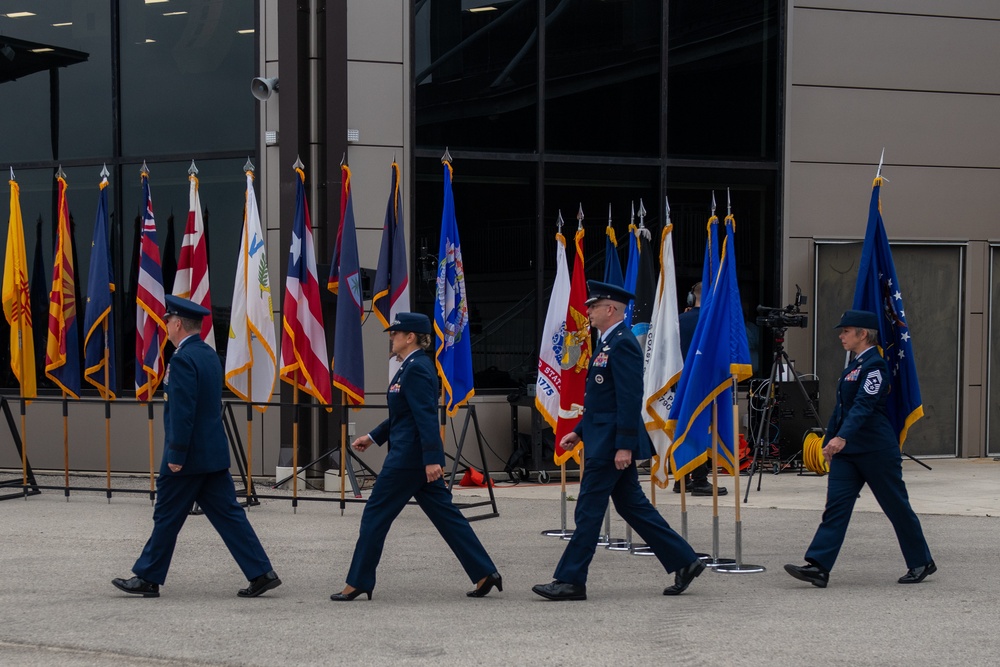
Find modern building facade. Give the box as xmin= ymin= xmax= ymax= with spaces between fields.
xmin=1 ymin=1 xmax=997 ymax=479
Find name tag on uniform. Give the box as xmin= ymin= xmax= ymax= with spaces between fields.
xmin=593 ymin=353 xmax=609 ymax=367
xmin=845 ymin=368 xmax=860 ymax=382
xmin=389 ymin=383 xmax=402 ymax=393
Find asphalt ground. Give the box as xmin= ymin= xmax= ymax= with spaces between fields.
xmin=1 ymin=458 xmax=998 ymax=667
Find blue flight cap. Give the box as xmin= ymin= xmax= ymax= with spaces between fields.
xmin=164 ymin=294 xmax=210 ymax=320
xmin=384 ymin=312 xmax=432 ymax=335
xmin=834 ymin=309 xmax=879 ymax=330
xmin=585 ymin=280 xmax=635 ymax=306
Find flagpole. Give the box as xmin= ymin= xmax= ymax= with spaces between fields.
xmin=146 ymin=372 xmax=154 ymax=505
xmin=715 ymin=376 xmax=765 ymax=574
xmin=340 ymin=393 xmax=347 ymax=516
xmin=20 ymin=396 xmax=28 ymax=499
xmin=246 ymin=369 xmax=255 ymax=506
xmin=243 ymin=163 xmax=255 ymax=508
xmin=62 ymin=392 xmax=70 ymax=500
xmin=292 ymin=384 xmax=299 ymax=513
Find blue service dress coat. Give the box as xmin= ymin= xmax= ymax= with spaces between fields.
xmin=131 ymin=335 xmax=273 ymax=585
xmin=553 ymin=323 xmax=699 ymax=586
xmin=804 ymin=347 xmax=932 ymax=571
xmin=344 ymin=349 xmax=496 ymax=592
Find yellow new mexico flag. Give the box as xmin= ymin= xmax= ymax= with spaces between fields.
xmin=2 ymin=178 xmax=37 ymax=399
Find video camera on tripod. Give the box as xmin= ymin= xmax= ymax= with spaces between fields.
xmin=756 ymin=285 xmax=808 ymax=329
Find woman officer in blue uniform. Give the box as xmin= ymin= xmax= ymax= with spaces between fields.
xmin=330 ymin=313 xmax=502 ymax=601
xmin=785 ymin=309 xmax=935 ymax=588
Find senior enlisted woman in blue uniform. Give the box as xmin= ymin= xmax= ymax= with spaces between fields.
xmin=785 ymin=309 xmax=934 ymax=588
xmin=331 ymin=313 xmax=502 ymax=601
xmin=533 ymin=281 xmax=704 ymax=601
xmin=112 ymin=296 xmax=280 ymax=598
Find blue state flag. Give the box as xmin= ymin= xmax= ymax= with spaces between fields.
xmin=434 ymin=161 xmax=475 ymax=416
xmin=331 ymin=175 xmax=365 ymax=407
xmin=668 ymin=215 xmax=751 ymax=476
xmin=623 ymin=224 xmax=639 ymax=327
xmin=83 ymin=178 xmax=117 ymax=399
xmin=851 ymin=177 xmax=923 ymax=446
xmin=603 ymin=221 xmax=624 ymax=287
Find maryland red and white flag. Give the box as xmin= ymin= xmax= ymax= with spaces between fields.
xmin=173 ymin=167 xmax=215 ymax=348
xmin=225 ymin=170 xmax=277 ymax=411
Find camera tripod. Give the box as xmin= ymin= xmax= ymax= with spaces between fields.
xmin=743 ymin=327 xmax=825 ymax=503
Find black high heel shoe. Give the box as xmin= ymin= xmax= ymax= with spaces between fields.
xmin=330 ymin=588 xmax=372 ymax=601
xmin=467 ymin=572 xmax=503 ymax=598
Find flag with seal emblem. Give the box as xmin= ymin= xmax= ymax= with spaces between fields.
xmin=330 ymin=164 xmax=365 ymax=406
xmin=535 ymin=225 xmax=571 ymax=432
xmin=83 ymin=172 xmax=117 ymax=399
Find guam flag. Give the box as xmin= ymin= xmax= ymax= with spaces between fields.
xmin=851 ymin=176 xmax=923 ymax=446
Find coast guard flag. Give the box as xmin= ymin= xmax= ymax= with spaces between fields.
xmin=434 ymin=160 xmax=474 ymax=416
xmin=135 ymin=170 xmax=167 ymax=401
xmin=851 ymin=176 xmax=923 ymax=446
xmin=83 ymin=175 xmax=117 ymax=399
xmin=642 ymin=219 xmax=682 ymax=486
xmin=329 ymin=165 xmax=365 ymax=406
xmin=371 ymin=161 xmax=410 ymax=329
xmin=46 ymin=175 xmax=82 ymax=398
xmin=668 ymin=214 xmax=751 ymax=477
xmin=225 ymin=170 xmax=277 ymax=411
xmin=281 ymin=167 xmax=333 ymax=406
xmin=535 ymin=226 xmax=571 ymax=432
xmin=3 ymin=177 xmax=36 ymax=399
xmin=555 ymin=223 xmax=590 ymax=465
xmin=173 ymin=169 xmax=215 ymax=348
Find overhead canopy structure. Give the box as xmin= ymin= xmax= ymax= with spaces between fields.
xmin=0 ymin=35 xmax=88 ymax=84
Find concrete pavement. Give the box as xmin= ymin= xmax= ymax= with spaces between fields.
xmin=0 ymin=458 xmax=998 ymax=666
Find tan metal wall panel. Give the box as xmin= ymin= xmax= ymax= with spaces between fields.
xmin=792 ymin=7 xmax=1000 ymax=93
xmin=348 ymin=0 xmax=404 ymax=63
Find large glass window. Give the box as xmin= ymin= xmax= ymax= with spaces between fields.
xmin=120 ymin=0 xmax=255 ymax=156
xmin=0 ymin=1 xmax=113 ymax=162
xmin=414 ymin=0 xmax=538 ymax=152
xmin=1 ymin=1 xmax=256 ymax=395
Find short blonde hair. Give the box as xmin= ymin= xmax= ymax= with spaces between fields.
xmin=860 ymin=327 xmax=879 ymax=345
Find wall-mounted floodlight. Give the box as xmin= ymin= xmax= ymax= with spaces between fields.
xmin=250 ymin=76 xmax=279 ymax=101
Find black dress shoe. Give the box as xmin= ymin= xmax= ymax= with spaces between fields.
xmin=532 ymin=580 xmax=587 ymax=601
xmin=467 ymin=571 xmax=503 ymax=598
xmin=330 ymin=588 xmax=372 ymax=601
xmin=690 ymin=483 xmax=727 ymax=496
xmin=784 ymin=563 xmax=829 ymax=588
xmin=112 ymin=576 xmax=159 ymax=598
xmin=672 ymin=477 xmax=693 ymax=493
xmin=238 ymin=570 xmax=282 ymax=598
xmin=898 ymin=560 xmax=936 ymax=584
xmin=663 ymin=559 xmax=706 ymax=595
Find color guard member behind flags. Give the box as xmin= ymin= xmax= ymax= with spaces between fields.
xmin=533 ymin=281 xmax=705 ymax=601
xmin=785 ymin=309 xmax=934 ymax=588
xmin=112 ymin=295 xmax=280 ymax=598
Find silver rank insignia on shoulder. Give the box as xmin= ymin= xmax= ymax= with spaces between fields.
xmin=595 ymin=374 xmax=604 ymax=384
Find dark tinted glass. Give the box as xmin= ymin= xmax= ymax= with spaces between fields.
xmin=667 ymin=0 xmax=780 ymax=160
xmin=119 ymin=0 xmax=255 ymax=156
xmin=414 ymin=0 xmax=538 ymax=152
xmin=545 ymin=0 xmax=661 ymax=156
xmin=0 ymin=1 xmax=113 ymax=162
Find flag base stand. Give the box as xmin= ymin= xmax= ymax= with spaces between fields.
xmin=542 ymin=528 xmax=574 ymax=538
xmin=713 ymin=522 xmax=766 ymax=574
xmin=0 ymin=397 xmax=40 ymax=502
xmin=445 ymin=405 xmax=500 ymax=522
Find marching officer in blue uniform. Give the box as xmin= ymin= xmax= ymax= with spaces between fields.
xmin=533 ymin=281 xmax=705 ymax=601
xmin=786 ymin=309 xmax=934 ymax=588
xmin=331 ymin=313 xmax=502 ymax=601
xmin=113 ymin=296 xmax=280 ymax=598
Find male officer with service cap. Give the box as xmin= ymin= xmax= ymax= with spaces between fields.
xmin=785 ymin=309 xmax=934 ymax=588
xmin=112 ymin=295 xmax=280 ymax=598
xmin=533 ymin=281 xmax=705 ymax=600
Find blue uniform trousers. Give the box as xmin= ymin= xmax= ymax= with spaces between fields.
xmin=346 ymin=466 xmax=496 ymax=591
xmin=132 ymin=469 xmax=273 ymax=585
xmin=554 ymin=459 xmax=698 ymax=586
xmin=805 ymin=447 xmax=932 ymax=572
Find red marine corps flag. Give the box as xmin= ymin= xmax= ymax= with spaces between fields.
xmin=554 ymin=205 xmax=590 ymax=465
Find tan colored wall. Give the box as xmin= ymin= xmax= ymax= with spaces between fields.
xmin=784 ymin=1 xmax=1000 ymax=456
